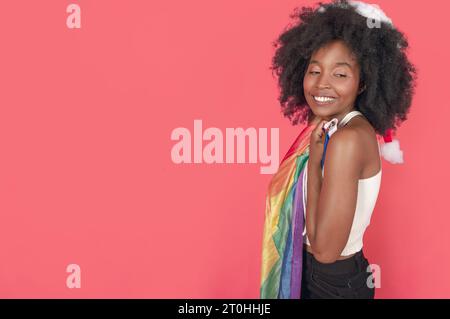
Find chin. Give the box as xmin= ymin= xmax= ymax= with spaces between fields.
xmin=309 ymin=104 xmax=343 ymax=120
xmin=310 ymin=106 xmax=334 ymax=119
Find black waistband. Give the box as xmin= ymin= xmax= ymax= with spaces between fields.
xmin=303 ymin=248 xmax=369 ymax=276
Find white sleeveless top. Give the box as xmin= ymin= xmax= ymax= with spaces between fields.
xmin=302 ymin=111 xmax=382 ymax=256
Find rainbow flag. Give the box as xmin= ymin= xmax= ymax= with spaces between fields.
xmin=260 ymin=120 xmax=318 ymax=299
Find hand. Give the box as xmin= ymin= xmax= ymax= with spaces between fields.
xmin=309 ymin=119 xmax=328 ymax=166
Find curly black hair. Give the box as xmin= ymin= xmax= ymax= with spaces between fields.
xmin=271 ymin=0 xmax=417 ymax=135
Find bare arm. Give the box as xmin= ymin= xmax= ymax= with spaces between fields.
xmin=305 ymin=158 xmax=322 ymax=248
xmin=307 ymin=129 xmax=362 ymax=263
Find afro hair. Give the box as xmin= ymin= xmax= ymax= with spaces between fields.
xmin=271 ymin=0 xmax=417 ymax=135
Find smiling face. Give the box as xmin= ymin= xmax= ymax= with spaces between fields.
xmin=303 ymin=40 xmax=362 ymax=123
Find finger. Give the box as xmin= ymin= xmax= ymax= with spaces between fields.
xmin=314 ymin=120 xmax=327 ymax=140
xmin=314 ymin=120 xmax=325 ymax=131
xmin=314 ymin=120 xmax=327 ymax=136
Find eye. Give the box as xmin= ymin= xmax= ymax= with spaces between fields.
xmin=335 ymin=73 xmax=347 ymax=78
xmin=309 ymin=71 xmax=320 ymax=75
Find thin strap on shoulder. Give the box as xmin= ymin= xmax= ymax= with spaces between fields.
xmin=338 ymin=110 xmax=364 ymax=128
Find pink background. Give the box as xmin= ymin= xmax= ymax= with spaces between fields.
xmin=0 ymin=0 xmax=448 ymax=298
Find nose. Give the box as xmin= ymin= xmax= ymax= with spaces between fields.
xmin=316 ymin=74 xmax=331 ymax=89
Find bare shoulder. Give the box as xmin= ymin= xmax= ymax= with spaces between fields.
xmin=332 ymin=117 xmax=371 ymax=149
xmin=328 ymin=127 xmax=360 ymax=151
xmin=329 ymin=116 xmax=380 ymax=178
xmin=324 ymin=127 xmax=363 ymax=179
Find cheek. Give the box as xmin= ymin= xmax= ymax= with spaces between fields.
xmin=333 ymin=79 xmax=359 ymax=99
xmin=303 ymin=76 xmax=313 ymax=94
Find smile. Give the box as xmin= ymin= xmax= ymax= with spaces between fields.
xmin=313 ymin=95 xmax=337 ymax=104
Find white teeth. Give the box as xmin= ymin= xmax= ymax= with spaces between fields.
xmin=313 ymin=96 xmax=336 ymax=103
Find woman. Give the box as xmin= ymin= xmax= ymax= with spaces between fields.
xmin=260 ymin=0 xmax=416 ymax=299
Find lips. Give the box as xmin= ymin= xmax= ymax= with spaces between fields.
xmin=312 ymin=95 xmax=337 ymax=105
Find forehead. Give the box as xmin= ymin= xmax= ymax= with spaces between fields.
xmin=310 ymin=40 xmax=358 ymax=65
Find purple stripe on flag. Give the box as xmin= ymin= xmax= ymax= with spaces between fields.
xmin=290 ymin=166 xmax=305 ymax=298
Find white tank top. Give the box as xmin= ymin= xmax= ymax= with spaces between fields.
xmin=302 ymin=111 xmax=382 ymax=256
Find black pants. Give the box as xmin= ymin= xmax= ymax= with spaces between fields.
xmin=301 ymin=247 xmax=375 ymax=299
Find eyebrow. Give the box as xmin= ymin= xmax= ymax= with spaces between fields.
xmin=309 ymin=60 xmax=353 ymax=69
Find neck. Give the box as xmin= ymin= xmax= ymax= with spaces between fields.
xmin=322 ymin=107 xmax=358 ymax=124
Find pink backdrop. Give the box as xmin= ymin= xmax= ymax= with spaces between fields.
xmin=0 ymin=0 xmax=448 ymax=298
